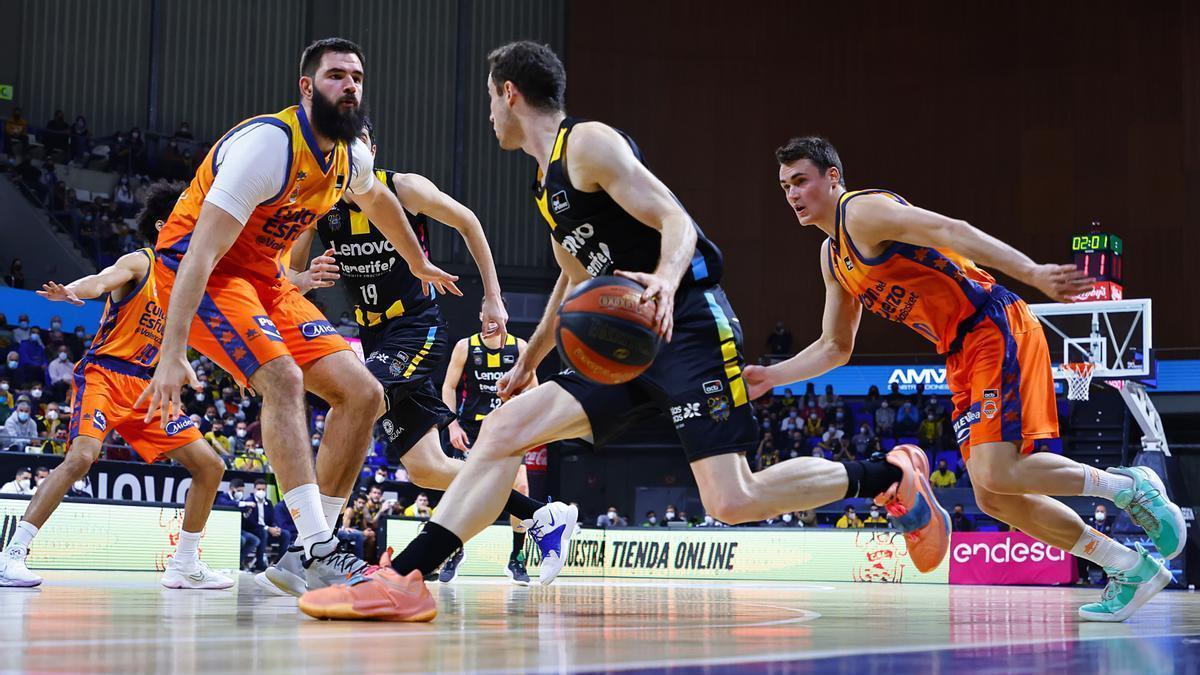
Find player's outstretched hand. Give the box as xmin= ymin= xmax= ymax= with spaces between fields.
xmin=1030 ymin=263 xmax=1094 ymax=303
xmin=481 ymin=294 xmax=508 ymax=343
xmin=134 ymin=353 xmax=200 ymax=428
xmin=37 ymin=281 xmax=84 ymax=306
xmin=614 ymin=270 xmax=675 ymax=342
xmin=412 ymin=258 xmax=462 ymax=297
xmin=296 ymin=248 xmax=340 ymax=292
xmin=447 ymin=421 xmax=471 ymax=452
xmin=497 ymin=360 xmax=536 ymax=402
xmin=743 ymin=364 xmax=775 ymax=401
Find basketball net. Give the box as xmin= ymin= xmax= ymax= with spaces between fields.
xmin=1063 ymin=362 xmax=1096 ymax=401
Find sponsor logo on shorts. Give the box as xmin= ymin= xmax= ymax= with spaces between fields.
xmin=982 ymin=399 xmax=998 ymax=419
xmin=93 ymin=409 xmax=108 ymax=432
xmin=389 ymin=361 xmax=404 ymax=377
xmin=381 ymin=418 xmax=402 ymax=441
xmin=164 ymin=415 xmax=196 ymax=437
xmin=299 ymin=320 xmax=338 ymax=340
xmin=670 ymin=402 xmax=702 ymax=425
xmin=253 ymin=316 xmax=284 ymax=342
xmin=707 ymin=395 xmax=731 ymax=422
xmin=952 ymin=409 xmax=980 ymax=445
xmin=550 ymin=190 xmax=570 ymax=213
xmin=702 ymin=380 xmax=724 ymax=395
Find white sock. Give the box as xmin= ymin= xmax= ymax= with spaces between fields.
xmin=320 ymin=494 xmax=347 ymax=531
xmin=1071 ymin=526 xmax=1140 ymax=571
xmin=10 ymin=521 xmax=38 ymax=550
xmin=1080 ymin=467 xmax=1134 ymax=502
xmin=284 ymin=483 xmax=334 ymax=555
xmin=175 ymin=530 xmax=201 ymax=564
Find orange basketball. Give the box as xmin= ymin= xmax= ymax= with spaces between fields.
xmin=556 ymin=276 xmax=662 ymax=384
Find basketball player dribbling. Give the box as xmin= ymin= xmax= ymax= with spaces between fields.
xmin=752 ymin=136 xmax=1186 ymax=621
xmin=0 ymin=181 xmax=231 ymax=590
xmin=298 ymin=42 xmax=950 ymax=622
xmin=136 ymin=38 xmax=460 ymax=592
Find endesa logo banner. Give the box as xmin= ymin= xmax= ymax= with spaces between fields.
xmin=949 ymin=531 xmax=1076 ymax=586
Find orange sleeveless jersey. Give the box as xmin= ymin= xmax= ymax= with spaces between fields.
xmin=86 ymin=248 xmax=163 ymax=368
xmin=156 ymin=105 xmax=352 ymax=283
xmin=826 ymin=190 xmax=999 ymax=354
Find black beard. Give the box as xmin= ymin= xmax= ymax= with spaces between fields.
xmin=310 ymin=87 xmax=367 ymax=143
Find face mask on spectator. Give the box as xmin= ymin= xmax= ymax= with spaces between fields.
xmin=311 ymin=437 xmax=321 ymax=448
xmin=835 ymin=411 xmax=844 ymax=420
xmin=73 ymin=479 xmax=87 ymax=491
xmin=17 ymin=479 xmax=30 ymax=491
xmin=315 ymin=421 xmax=325 ymax=431
xmin=375 ymin=472 xmax=386 ymax=483
xmin=232 ymin=490 xmax=244 ymax=501
xmin=255 ymin=489 xmax=266 ymax=500
xmin=57 ymin=352 xmax=68 ymax=361
xmin=236 ymin=429 xmax=246 ymax=438
xmin=782 ymin=513 xmax=793 ymax=522
xmin=76 ymin=329 xmax=86 ymax=338
xmin=254 ymin=447 xmax=263 ymax=456
xmin=880 ymin=401 xmax=888 ymax=409
xmin=0 ymin=383 xmax=8 ymax=391
xmin=7 ymin=360 xmax=17 ymax=369
xmin=1095 ymin=511 xmax=1106 ymax=521
xmin=19 ymin=320 xmax=28 ymax=329
xmin=31 ymin=389 xmax=41 ymax=399
xmin=809 ymin=413 xmax=818 ymax=420
xmin=870 ymin=508 xmax=880 ymax=518
xmin=195 ymin=392 xmax=205 ymax=401
xmin=17 ymin=412 xmax=30 ymax=422
xmin=51 ymin=321 xmax=61 ymax=330
xmin=666 ymin=510 xmax=675 ymax=519
xmin=861 ymin=426 xmax=869 ymax=434
xmin=607 ymin=510 xmax=618 ymax=520
xmin=47 ymin=410 xmax=59 ymax=420
xmin=648 ymin=516 xmax=656 ymax=524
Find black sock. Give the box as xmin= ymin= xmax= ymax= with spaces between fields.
xmin=390 ymin=522 xmax=463 ymax=576
xmin=503 ymin=491 xmax=544 ymax=521
xmin=843 ymin=459 xmax=903 ymax=499
xmin=511 ymin=531 xmax=526 ymax=559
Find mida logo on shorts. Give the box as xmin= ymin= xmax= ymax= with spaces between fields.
xmin=299 ymin=320 xmax=338 ymax=340
xmin=165 ymin=415 xmax=196 ymax=437
xmin=253 ymin=316 xmax=284 ymax=342
xmin=93 ymin=409 xmax=107 ymax=432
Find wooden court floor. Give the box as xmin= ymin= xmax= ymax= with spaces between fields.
xmin=2 ymin=571 xmax=1200 ymax=673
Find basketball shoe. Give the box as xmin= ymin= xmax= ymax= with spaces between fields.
xmin=302 ymin=536 xmax=371 ymax=590
xmin=1078 ymin=543 xmax=1172 ymax=622
xmin=0 ymin=543 xmax=41 ymax=588
xmin=438 ymin=548 xmax=465 ymax=584
xmin=298 ymin=568 xmax=437 ymax=622
xmin=1107 ymin=466 xmax=1188 ymax=559
xmin=874 ymin=444 xmax=951 ymax=573
xmin=161 ymin=557 xmax=235 ymax=590
xmin=256 ymin=546 xmax=307 ymax=597
xmin=505 ymin=552 xmax=531 ymax=586
xmin=522 ymin=501 xmax=578 ymax=585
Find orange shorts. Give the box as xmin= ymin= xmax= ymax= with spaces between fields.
xmin=946 ymin=295 xmax=1059 ymax=460
xmin=154 ymin=256 xmax=350 ymax=387
xmin=68 ymin=357 xmax=203 ymax=463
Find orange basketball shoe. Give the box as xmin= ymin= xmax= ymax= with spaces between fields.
xmin=298 ymin=568 xmax=437 ymax=622
xmin=874 ymin=444 xmax=951 ymax=573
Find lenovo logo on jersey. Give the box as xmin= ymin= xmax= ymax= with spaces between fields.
xmin=299 ymin=320 xmax=338 ymax=340
xmin=165 ymin=415 xmax=196 ymax=437
xmin=331 ymin=239 xmax=396 ymax=257
xmin=952 ymin=538 xmax=1067 ymax=564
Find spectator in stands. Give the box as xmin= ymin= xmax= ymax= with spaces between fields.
xmin=114 ymin=175 xmax=136 ymax=217
xmin=762 ymin=514 xmax=786 ymax=527
xmin=875 ymin=400 xmax=895 ymax=437
xmin=228 ymin=420 xmax=248 ymax=454
xmin=757 ymin=435 xmax=779 ymax=469
xmin=69 ymin=115 xmax=91 ymax=162
xmin=0 ymin=467 xmax=33 ymax=494
xmin=803 ymin=410 xmax=823 ymax=439
xmin=128 ymin=127 xmax=148 ymax=174
xmin=886 ymin=382 xmax=907 ymax=409
xmin=788 ymin=437 xmax=805 ymax=459
xmin=895 ymin=401 xmax=920 ymax=435
xmin=67 ymin=326 xmax=88 ymax=356
xmin=832 ymin=437 xmax=856 ymax=462
xmin=930 ymin=460 xmax=957 ymax=488
xmin=3 ymin=400 xmax=38 ymax=450
xmin=37 ymin=402 xmax=64 ymax=438
xmin=4 ymin=107 xmax=28 ymax=154
xmin=11 ymin=315 xmax=30 ymax=345
xmin=47 ymin=345 xmax=73 ymax=402
xmin=818 ymin=384 xmax=840 ymax=410
xmin=198 ymin=405 xmax=218 ymax=434
xmin=40 ymin=426 xmax=68 ymax=455
xmin=5 ymin=259 xmax=25 ymax=290
xmin=403 ymin=492 xmax=432 ymax=519
xmin=662 ymin=505 xmax=681 ymax=526
xmin=863 ymin=384 xmax=882 ymax=415
xmin=108 ymin=130 xmax=131 ymax=173
xmin=863 ymin=505 xmax=889 ymax=529
xmin=233 ymin=441 xmax=266 ymax=472
xmin=918 ymin=411 xmax=942 ymax=450
xmin=215 ymin=478 xmax=260 ymax=571
xmin=43 ymin=110 xmax=70 ymax=154
xmin=797 ymin=509 xmax=818 ymax=527
xmin=341 ymin=493 xmax=376 ymax=561
xmin=779 ymin=388 xmax=796 ymax=409
xmin=642 ymin=511 xmax=658 ymax=526
xmin=1078 ymin=504 xmax=1113 ymax=585
xmin=779 ymin=511 xmax=797 ymax=527
xmin=313 ymin=413 xmax=326 ymax=435
xmin=596 ymin=506 xmax=627 ymax=528
xmin=836 ymin=506 xmax=863 ymax=529
xmin=766 ymin=321 xmax=793 ymax=356
xmin=818 ymin=424 xmax=846 ymax=456
xmin=274 ymin=498 xmax=298 ymax=555
xmin=851 ymin=423 xmax=874 ymax=457
xmin=779 ymin=408 xmax=800 ymax=435
xmin=954 ymin=455 xmax=971 ymax=488
xmin=951 ymin=504 xmax=974 ymax=532
xmin=173 ymin=121 xmax=194 ymax=141
xmin=800 ymin=395 xmax=821 ymax=421
xmin=0 ymin=313 xmax=11 ymax=349
xmin=310 ymin=432 xmax=322 ymax=456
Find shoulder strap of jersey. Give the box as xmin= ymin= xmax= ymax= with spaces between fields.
xmin=469 ymin=334 xmax=480 ymax=347
xmin=505 ymin=334 xmax=516 ymax=346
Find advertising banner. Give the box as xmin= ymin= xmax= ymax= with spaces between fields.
xmin=0 ymin=497 xmax=240 ymax=572
xmin=949 ymin=531 xmax=1075 ymax=586
xmin=387 ymin=519 xmax=949 ymax=584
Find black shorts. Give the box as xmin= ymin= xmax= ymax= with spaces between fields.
xmin=550 ymin=283 xmax=759 ymax=463
xmin=358 ymin=304 xmax=456 ymax=458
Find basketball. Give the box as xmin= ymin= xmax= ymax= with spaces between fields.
xmin=556 ymin=275 xmax=663 ymax=384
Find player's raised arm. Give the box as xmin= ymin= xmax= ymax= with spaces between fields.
xmin=566 ymin=122 xmax=696 ymax=342
xmin=743 ymin=240 xmax=862 ymax=400
xmin=286 ymin=228 xmax=339 ymax=295
xmin=441 ymin=338 xmax=471 ymax=452
xmin=38 ymin=250 xmax=148 ymax=305
xmin=845 ymin=195 xmax=1093 ymax=303
xmin=497 ymin=242 xmax=575 ymax=401
xmin=392 ymin=173 xmax=506 ymax=341
xmin=344 ymin=146 xmax=461 ymax=298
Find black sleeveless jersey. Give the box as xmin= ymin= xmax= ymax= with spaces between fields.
xmin=456 ymin=333 xmax=519 ymax=423
xmin=532 ymin=117 xmax=723 ymax=289
xmin=314 ymin=168 xmax=434 ymax=327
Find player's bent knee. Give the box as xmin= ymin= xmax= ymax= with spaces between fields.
xmin=62 ymin=448 xmax=98 ymax=474
xmin=701 ymin=489 xmax=759 ymax=525
xmin=475 ymin=413 xmax=536 ymax=459
xmin=254 ymin=358 xmax=305 ymax=400
xmin=972 ymin=486 xmax=1013 ymax=519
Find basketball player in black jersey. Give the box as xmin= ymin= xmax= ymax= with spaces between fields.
xmin=299 ymin=42 xmax=941 ymax=621
xmin=259 ymin=120 xmax=570 ymax=597
xmin=442 ymin=319 xmax=538 ymax=584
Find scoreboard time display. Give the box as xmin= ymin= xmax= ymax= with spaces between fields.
xmin=1071 ymin=226 xmax=1123 ymax=301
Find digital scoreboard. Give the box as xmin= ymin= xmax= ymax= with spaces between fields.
xmin=1071 ymin=224 xmax=1123 ymax=301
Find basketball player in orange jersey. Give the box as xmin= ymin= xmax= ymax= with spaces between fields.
xmin=750 ymin=137 xmax=1186 ymax=622
xmin=136 ymin=38 xmax=468 ymax=591
xmin=299 ymin=42 xmax=949 ymax=622
xmin=0 ymin=180 xmax=232 ymax=590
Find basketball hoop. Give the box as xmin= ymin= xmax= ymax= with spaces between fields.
xmin=1063 ymin=362 xmax=1096 ymax=401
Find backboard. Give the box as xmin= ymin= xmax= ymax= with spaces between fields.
xmin=1027 ymin=298 xmax=1152 ymax=381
